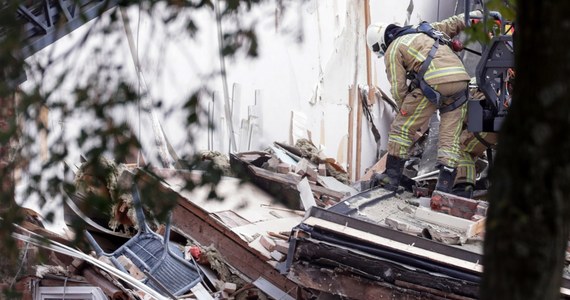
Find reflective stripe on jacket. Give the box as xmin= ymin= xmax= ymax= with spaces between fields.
xmin=384 ymin=14 xmax=470 ymax=104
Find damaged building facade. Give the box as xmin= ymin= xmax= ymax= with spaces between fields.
xmin=4 ymin=1 xmax=565 ymax=300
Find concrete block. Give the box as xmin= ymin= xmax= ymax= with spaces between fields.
xmin=270 ymin=250 xmax=286 ymax=262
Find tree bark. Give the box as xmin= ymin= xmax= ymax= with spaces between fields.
xmin=481 ymin=1 xmax=570 ymax=299
xmin=0 ymin=94 xmax=15 ymax=206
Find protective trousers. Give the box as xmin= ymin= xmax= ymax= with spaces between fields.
xmin=455 ymin=131 xmax=498 ymax=185
xmin=387 ymin=80 xmax=468 ymax=168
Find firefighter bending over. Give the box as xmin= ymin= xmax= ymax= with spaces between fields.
xmin=366 ymin=11 xmax=483 ymax=193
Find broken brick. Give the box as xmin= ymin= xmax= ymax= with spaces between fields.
xmin=430 ymin=191 xmax=487 ymax=220
xmin=259 ymin=235 xmax=276 ymax=252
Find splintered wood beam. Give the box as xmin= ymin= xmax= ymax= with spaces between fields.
xmin=289 ymin=263 xmax=398 ymax=299
xmin=289 ymin=263 xmax=471 ymax=300
xmin=249 ymin=165 xmax=345 ymax=200
xmin=293 ymin=239 xmax=479 ymax=298
xmin=355 ymin=87 xmax=363 ymax=181
xmin=347 ymin=85 xmax=355 ymax=181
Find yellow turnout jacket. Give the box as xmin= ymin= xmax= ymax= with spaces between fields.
xmin=384 ymin=14 xmax=471 ymax=104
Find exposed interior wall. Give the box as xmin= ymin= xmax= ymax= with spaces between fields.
xmin=16 ymin=1 xmax=471 ymax=231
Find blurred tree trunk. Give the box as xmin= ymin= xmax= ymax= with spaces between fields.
xmin=0 ymin=93 xmax=20 ymax=265
xmin=481 ymin=1 xmax=570 ymax=299
xmin=0 ymin=94 xmax=15 ymax=207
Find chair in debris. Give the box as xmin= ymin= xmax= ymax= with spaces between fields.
xmin=85 ymin=185 xmax=202 ymax=297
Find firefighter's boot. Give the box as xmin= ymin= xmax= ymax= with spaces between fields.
xmin=371 ymin=155 xmax=406 ymax=191
xmin=435 ymin=165 xmax=457 ymax=193
xmin=452 ymin=182 xmax=474 ymax=198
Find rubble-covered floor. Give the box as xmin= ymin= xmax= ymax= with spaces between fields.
xmin=5 ymin=139 xmax=570 ymax=300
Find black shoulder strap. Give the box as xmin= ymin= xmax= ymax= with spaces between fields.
xmin=391 ymin=22 xmax=440 ymax=42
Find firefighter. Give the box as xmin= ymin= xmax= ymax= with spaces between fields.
xmin=366 ymin=12 xmax=482 ymax=193
xmin=453 ymin=67 xmax=514 ymax=198
xmin=453 ymin=81 xmax=498 ymax=198
xmin=454 ymin=130 xmax=497 ymax=198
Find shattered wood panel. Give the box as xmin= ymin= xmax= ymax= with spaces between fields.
xmin=136 ymin=170 xmax=299 ymax=298
xmin=292 ymin=239 xmax=479 ymax=298
xmin=289 ymin=263 xmax=472 ymax=300
xmin=249 ymin=165 xmax=345 ymax=199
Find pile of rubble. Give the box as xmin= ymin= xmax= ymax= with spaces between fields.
xmin=5 ymin=137 xmax=570 ymax=299
xmin=1 ymin=139 xmax=358 ymax=299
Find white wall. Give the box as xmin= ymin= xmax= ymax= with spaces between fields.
xmin=18 ymin=0 xmax=469 ymax=231
xmin=24 ymin=0 xmax=464 ymax=175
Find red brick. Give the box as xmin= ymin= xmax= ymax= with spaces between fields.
xmin=430 ymin=191 xmax=487 ymax=220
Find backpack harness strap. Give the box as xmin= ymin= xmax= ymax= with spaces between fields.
xmin=400 ymin=22 xmax=467 ymax=113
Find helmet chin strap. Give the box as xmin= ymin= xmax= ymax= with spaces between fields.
xmin=372 ymin=43 xmax=385 ymax=58
xmin=376 ymin=49 xmax=385 ymax=58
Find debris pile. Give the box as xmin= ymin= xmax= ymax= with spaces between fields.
xmin=7 ymin=137 xmax=570 ymax=300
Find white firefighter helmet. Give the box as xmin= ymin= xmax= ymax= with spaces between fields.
xmin=366 ymin=23 xmax=389 ymax=58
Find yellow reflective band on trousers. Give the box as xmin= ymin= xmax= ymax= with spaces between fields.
xmin=388 ymin=95 xmax=431 ymax=158
xmin=442 ymin=102 xmax=468 ymax=167
xmin=456 ymin=152 xmax=476 ymax=184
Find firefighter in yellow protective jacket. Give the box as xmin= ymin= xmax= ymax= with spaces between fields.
xmin=366 ymin=12 xmax=482 ymax=193
xmin=453 ymin=66 xmax=513 ymax=198
xmin=453 ymin=81 xmax=498 ymax=198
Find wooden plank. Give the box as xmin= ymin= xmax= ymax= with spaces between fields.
xmin=254 ymin=89 xmax=264 ymax=139
xmin=249 ymin=165 xmax=345 ymax=200
xmin=83 ymin=267 xmax=129 ymax=300
xmin=394 ymin=280 xmax=476 ymax=300
xmin=356 ymin=0 xmax=374 ymax=181
xmin=347 ymin=85 xmax=355 ymax=181
xmin=231 ymin=83 xmax=242 ymax=153
xmin=292 ymin=240 xmax=479 ymax=298
xmin=238 ymin=119 xmax=249 ymax=152
xmin=355 ymin=87 xmax=363 ymax=180
xmin=414 ymin=207 xmax=486 ymax=238
xmin=302 ymin=216 xmax=483 ymax=272
xmin=289 ymin=263 xmax=459 ymax=300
